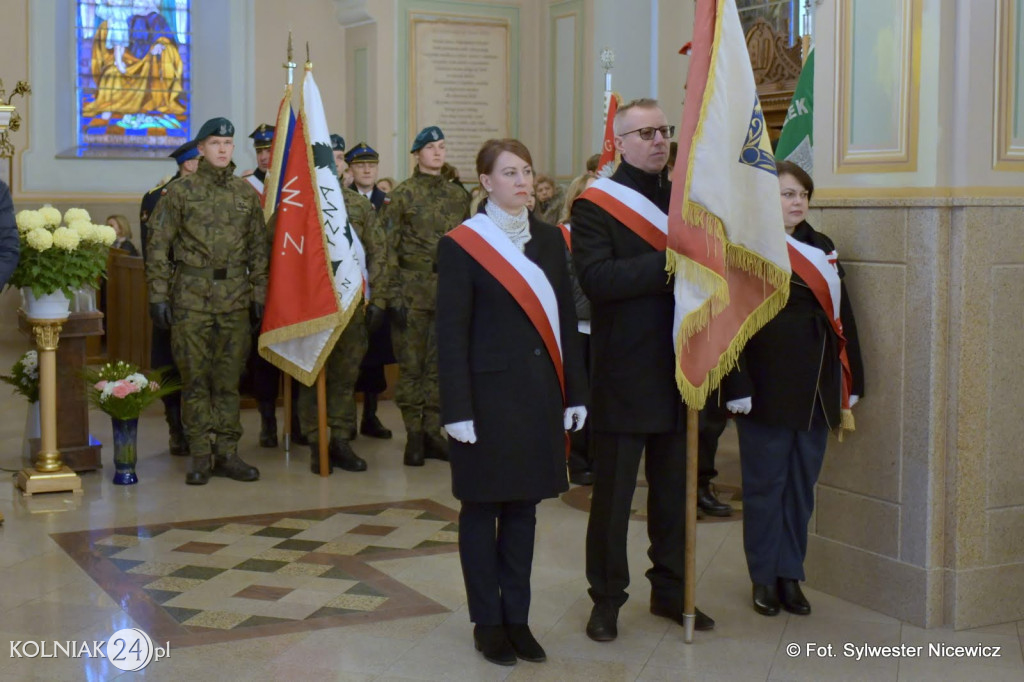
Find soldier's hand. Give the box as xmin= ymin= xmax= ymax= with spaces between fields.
xmin=149 ymin=302 xmax=172 ymax=330
xmin=365 ymin=304 xmax=386 ymax=334
xmin=392 ymin=306 xmax=409 ymax=329
xmin=250 ymin=301 xmax=265 ymax=333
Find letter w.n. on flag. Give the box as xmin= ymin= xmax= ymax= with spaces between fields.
xmin=258 ymin=67 xmax=368 ymax=385
xmin=667 ymin=0 xmax=792 ymax=409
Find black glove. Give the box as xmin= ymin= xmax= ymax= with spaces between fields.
xmin=392 ymin=306 xmax=408 ymax=329
xmin=365 ymin=304 xmax=386 ymax=334
xmin=251 ymin=301 xmax=265 ymax=333
xmin=149 ymin=302 xmax=172 ymax=330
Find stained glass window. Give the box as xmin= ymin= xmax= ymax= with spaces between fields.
xmin=75 ymin=0 xmax=191 ymax=152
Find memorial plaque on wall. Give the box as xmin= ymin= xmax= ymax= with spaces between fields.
xmin=411 ymin=17 xmax=510 ymax=179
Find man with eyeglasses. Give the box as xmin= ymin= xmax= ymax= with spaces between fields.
xmin=571 ymin=98 xmax=716 ymax=642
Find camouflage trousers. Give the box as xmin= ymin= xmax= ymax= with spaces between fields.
xmin=391 ymin=309 xmax=440 ymax=434
xmin=171 ymin=308 xmax=251 ymax=457
xmin=297 ymin=313 xmax=368 ymax=442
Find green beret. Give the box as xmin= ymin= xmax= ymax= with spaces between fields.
xmin=196 ymin=117 xmax=235 ymax=141
xmin=411 ymin=126 xmax=444 ymax=153
xmin=330 ymin=134 xmax=346 ymax=152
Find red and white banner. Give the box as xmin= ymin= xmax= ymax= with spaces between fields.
xmin=668 ymin=0 xmax=791 ymax=409
xmin=597 ymin=93 xmax=620 ymax=178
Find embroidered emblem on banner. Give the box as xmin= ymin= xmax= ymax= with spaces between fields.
xmin=738 ymin=97 xmax=777 ymax=175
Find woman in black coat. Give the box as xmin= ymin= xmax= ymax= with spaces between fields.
xmin=436 ymin=139 xmax=587 ymax=667
xmin=724 ymin=161 xmax=864 ymax=618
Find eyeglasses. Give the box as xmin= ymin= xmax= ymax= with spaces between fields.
xmin=620 ymin=125 xmax=675 ymax=141
xmin=780 ymin=190 xmax=810 ymax=200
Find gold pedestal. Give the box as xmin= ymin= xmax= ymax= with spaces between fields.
xmin=15 ymin=316 xmax=83 ymax=497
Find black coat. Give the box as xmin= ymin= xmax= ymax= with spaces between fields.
xmin=349 ymin=183 xmax=389 ymax=212
xmin=436 ymin=209 xmax=587 ymax=503
xmin=723 ymin=221 xmax=865 ymax=430
xmin=570 ymin=161 xmax=684 ymax=433
xmin=0 ymin=179 xmax=19 ymax=289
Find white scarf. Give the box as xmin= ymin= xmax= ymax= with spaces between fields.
xmin=484 ymin=201 xmax=531 ymax=253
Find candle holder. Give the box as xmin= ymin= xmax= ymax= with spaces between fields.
xmin=16 ymin=317 xmax=83 ymax=496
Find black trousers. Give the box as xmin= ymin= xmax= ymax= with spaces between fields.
xmin=568 ymin=332 xmax=592 ymax=474
xmin=241 ymin=330 xmax=280 ymax=403
xmin=698 ymin=400 xmax=728 ymax=485
xmin=458 ymin=500 xmax=538 ymax=625
xmin=736 ymin=418 xmax=827 ymax=585
xmin=586 ymin=431 xmax=686 ymax=609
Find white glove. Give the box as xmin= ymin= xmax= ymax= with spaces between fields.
xmin=848 ymin=395 xmax=859 ymax=407
xmin=726 ymin=397 xmax=752 ymax=415
xmin=564 ymin=406 xmax=587 ymax=432
xmin=444 ymin=420 xmax=477 ymax=444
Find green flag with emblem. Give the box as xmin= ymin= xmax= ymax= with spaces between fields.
xmin=775 ymin=47 xmax=814 ymax=173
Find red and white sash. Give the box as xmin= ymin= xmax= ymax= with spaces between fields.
xmin=447 ymin=213 xmax=565 ymax=401
xmin=786 ymin=235 xmax=854 ymax=429
xmin=245 ymin=174 xmax=266 ymax=206
xmin=556 ymin=223 xmax=572 ymax=252
xmin=577 ymin=177 xmax=668 ymax=251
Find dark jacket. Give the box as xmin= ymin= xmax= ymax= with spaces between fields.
xmin=436 ymin=207 xmax=587 ymax=502
xmin=139 ymin=171 xmax=181 ymax=259
xmin=570 ymin=160 xmax=683 ymax=433
xmin=723 ymin=220 xmax=865 ymax=431
xmin=0 ymin=179 xmax=19 ymax=289
xmin=349 ymin=182 xmax=389 ymax=212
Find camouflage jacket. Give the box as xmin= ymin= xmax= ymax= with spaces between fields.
xmin=341 ymin=186 xmax=387 ymax=309
xmin=381 ymin=167 xmax=470 ymax=310
xmin=145 ymin=158 xmax=269 ymax=313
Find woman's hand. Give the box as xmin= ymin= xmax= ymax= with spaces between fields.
xmin=444 ymin=420 xmax=477 ymax=444
xmin=564 ymin=406 xmax=587 ymax=432
xmin=726 ymin=397 xmax=752 ymax=415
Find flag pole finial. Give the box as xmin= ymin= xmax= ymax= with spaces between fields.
xmin=600 ymin=47 xmax=615 ymax=117
xmin=305 ymin=42 xmax=313 ymax=70
xmin=283 ymin=31 xmax=296 ymax=85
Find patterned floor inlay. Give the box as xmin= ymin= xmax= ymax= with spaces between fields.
xmin=50 ymin=499 xmax=460 ymax=647
xmin=561 ymin=480 xmax=743 ymax=523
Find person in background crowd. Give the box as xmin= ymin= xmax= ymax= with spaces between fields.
xmin=572 ymin=98 xmax=715 ymax=642
xmin=346 ymin=142 xmax=389 ymax=211
xmin=0 ymin=179 xmax=19 ymax=289
xmin=382 ymin=126 xmax=471 ymax=466
xmin=585 ymin=153 xmax=601 ymax=178
xmin=241 ymin=123 xmax=274 ymax=203
xmin=723 ymin=160 xmax=864 ymax=618
xmin=139 ymin=138 xmax=199 ymax=457
xmin=437 ymin=138 xmax=586 ymax=667
xmin=330 ymin=133 xmax=347 ymax=182
xmin=106 ymin=214 xmax=139 ymax=256
xmin=146 ymin=117 xmax=267 ymax=486
xmin=533 ymin=174 xmax=564 ymax=225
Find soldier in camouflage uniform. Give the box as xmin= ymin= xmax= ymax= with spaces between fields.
xmin=146 ymin=117 xmax=269 ymax=486
xmin=296 ymin=186 xmax=388 ymax=474
xmin=381 ymin=126 xmax=470 ymax=466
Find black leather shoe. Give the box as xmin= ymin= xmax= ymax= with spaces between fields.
xmin=505 ymin=624 xmax=545 ymax=662
xmin=649 ymin=602 xmax=715 ymax=631
xmin=329 ymin=439 xmax=367 ymax=472
xmin=212 ymin=453 xmax=260 ymax=482
xmin=404 ymin=431 xmax=425 ymax=466
xmin=473 ymin=625 xmax=516 ymax=666
xmin=569 ymin=469 xmax=595 ymax=486
xmin=752 ymin=583 xmax=781 ymax=616
xmin=424 ymin=433 xmax=450 ymax=461
xmin=360 ymin=415 xmax=393 ymax=439
xmin=697 ymin=483 xmax=733 ymax=517
xmin=308 ymin=442 xmax=333 ymax=475
xmin=778 ymin=578 xmax=811 ymax=615
xmin=259 ymin=417 xmax=278 ymax=448
xmin=185 ymin=455 xmax=211 ymax=486
xmin=169 ymin=430 xmax=189 ymax=456
xmin=586 ymin=602 xmax=619 ymax=642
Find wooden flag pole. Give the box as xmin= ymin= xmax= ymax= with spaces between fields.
xmin=283 ymin=374 xmax=292 ymax=451
xmin=316 ymin=368 xmax=329 ymax=477
xmin=683 ymin=406 xmax=700 ymax=643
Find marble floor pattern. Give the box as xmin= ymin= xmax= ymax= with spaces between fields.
xmin=1 ymin=342 xmax=1023 ymax=680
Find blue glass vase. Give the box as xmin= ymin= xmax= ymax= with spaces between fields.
xmin=111 ymin=417 xmax=139 ymax=485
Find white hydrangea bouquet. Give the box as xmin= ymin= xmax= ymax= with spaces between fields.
xmin=0 ymin=350 xmax=40 ymax=403
xmin=83 ymin=360 xmax=179 ymax=420
xmin=7 ymin=206 xmax=117 ymax=298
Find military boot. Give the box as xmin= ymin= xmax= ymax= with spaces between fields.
xmin=309 ymin=441 xmax=333 ymax=475
xmin=185 ymin=454 xmax=212 ymax=485
xmin=258 ymin=401 xmax=278 ymax=448
xmin=404 ymin=431 xmax=425 ymax=467
xmin=212 ymin=452 xmax=260 ymax=482
xmin=291 ymin=411 xmax=309 ymax=446
xmin=360 ymin=394 xmax=393 ymax=439
xmin=329 ymin=438 xmax=367 ymax=472
xmin=166 ymin=402 xmax=189 ymax=456
xmin=424 ymin=431 xmax=450 ymax=461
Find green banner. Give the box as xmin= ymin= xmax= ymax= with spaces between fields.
xmin=775 ymin=47 xmax=814 ymax=173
